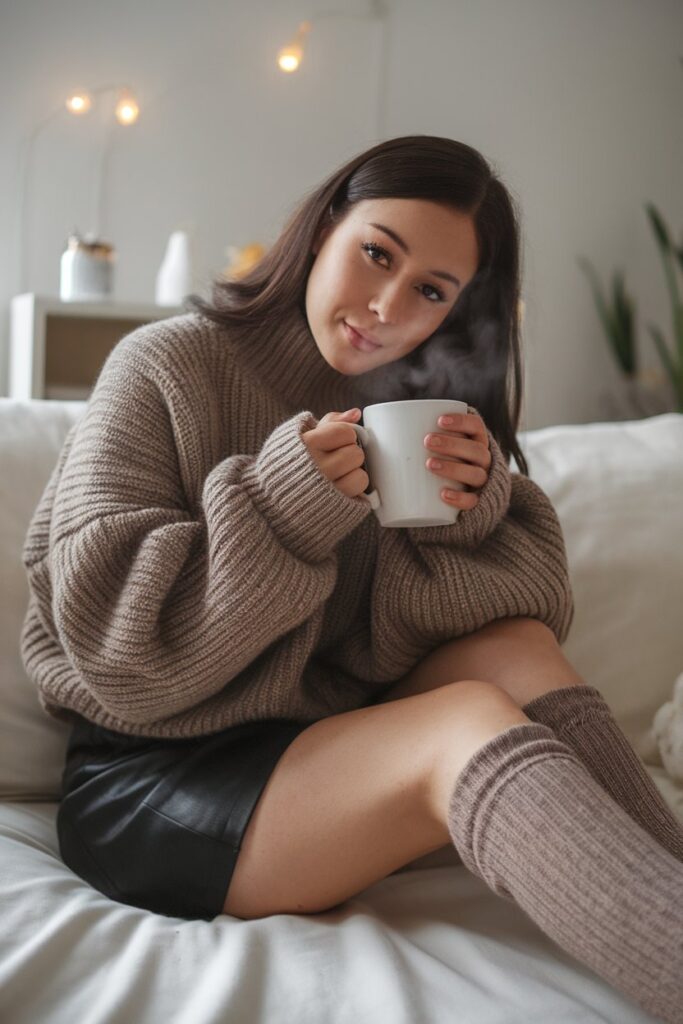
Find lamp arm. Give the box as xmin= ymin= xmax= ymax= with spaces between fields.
xmin=93 ymin=118 xmax=116 ymax=240
xmin=15 ymin=85 xmax=132 ymax=294
xmin=373 ymin=1 xmax=390 ymax=140
xmin=16 ymin=103 xmax=66 ymax=295
xmin=306 ymin=0 xmax=386 ymax=24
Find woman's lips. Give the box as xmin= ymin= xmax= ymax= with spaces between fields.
xmin=343 ymin=322 xmax=381 ymax=352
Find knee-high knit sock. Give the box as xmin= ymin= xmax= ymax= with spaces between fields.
xmin=446 ymin=722 xmax=683 ymax=1023
xmin=521 ymin=684 xmax=683 ymax=863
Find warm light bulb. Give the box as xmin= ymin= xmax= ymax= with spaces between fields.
xmin=277 ymin=20 xmax=311 ymax=73
xmin=278 ymin=43 xmax=303 ymax=72
xmin=66 ymin=93 xmax=92 ymax=114
xmin=115 ymin=92 xmax=139 ymax=125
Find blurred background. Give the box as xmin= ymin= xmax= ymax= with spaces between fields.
xmin=1 ymin=0 xmax=681 ymax=429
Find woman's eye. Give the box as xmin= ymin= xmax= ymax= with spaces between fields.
xmin=361 ymin=241 xmax=389 ymax=266
xmin=420 ymin=284 xmax=446 ymax=303
xmin=360 ymin=242 xmax=446 ymax=303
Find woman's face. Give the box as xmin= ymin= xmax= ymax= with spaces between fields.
xmin=304 ymin=197 xmax=480 ymax=375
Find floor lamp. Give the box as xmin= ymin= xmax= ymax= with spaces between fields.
xmin=16 ymin=85 xmax=140 ymax=297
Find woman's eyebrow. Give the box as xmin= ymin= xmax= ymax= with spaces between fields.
xmin=366 ymin=222 xmax=461 ymax=288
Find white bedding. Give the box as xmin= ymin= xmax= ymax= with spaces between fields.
xmin=0 ymin=801 xmax=662 ymax=1023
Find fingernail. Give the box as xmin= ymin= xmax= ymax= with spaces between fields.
xmin=440 ymin=415 xmax=455 ymax=426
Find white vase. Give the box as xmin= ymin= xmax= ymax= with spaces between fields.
xmin=155 ymin=230 xmax=192 ymax=306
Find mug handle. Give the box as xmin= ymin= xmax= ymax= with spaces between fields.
xmin=349 ymin=423 xmax=381 ymax=510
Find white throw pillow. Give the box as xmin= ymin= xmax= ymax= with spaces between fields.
xmin=651 ymin=672 xmax=683 ymax=782
xmin=515 ymin=412 xmax=683 ymax=763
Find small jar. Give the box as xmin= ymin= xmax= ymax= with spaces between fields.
xmin=60 ymin=233 xmax=115 ymax=301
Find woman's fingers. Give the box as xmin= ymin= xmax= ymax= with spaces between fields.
xmin=437 ymin=411 xmax=488 ymax=448
xmin=424 ymin=412 xmax=492 ymax=470
xmin=426 ymin=457 xmax=488 ymax=489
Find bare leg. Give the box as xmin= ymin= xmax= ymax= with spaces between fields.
xmin=222 ymin=632 xmax=683 ymax=1019
xmin=377 ymin=616 xmax=683 ymax=862
xmin=224 ymin=679 xmax=527 ymax=919
xmin=225 ymin=620 xmax=578 ymax=919
xmin=377 ymin=617 xmax=585 ymax=707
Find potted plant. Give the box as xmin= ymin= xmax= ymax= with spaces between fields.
xmin=645 ymin=202 xmax=683 ymax=412
xmin=578 ymin=58 xmax=683 ymax=419
xmin=578 ymin=202 xmax=682 ymax=419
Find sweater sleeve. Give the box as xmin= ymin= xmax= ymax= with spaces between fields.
xmin=22 ymin=346 xmax=371 ymax=724
xmin=367 ymin=422 xmax=575 ymax=679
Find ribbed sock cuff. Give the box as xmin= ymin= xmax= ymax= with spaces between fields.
xmin=521 ymin=683 xmax=609 ymax=731
xmin=446 ymin=722 xmax=578 ymax=899
xmin=521 ymin=683 xmax=683 ymax=863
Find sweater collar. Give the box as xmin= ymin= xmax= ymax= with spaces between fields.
xmin=228 ymin=300 xmax=393 ymax=419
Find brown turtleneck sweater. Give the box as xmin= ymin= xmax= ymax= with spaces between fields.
xmin=20 ymin=303 xmax=574 ymax=738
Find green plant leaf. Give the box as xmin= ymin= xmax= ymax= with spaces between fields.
xmin=675 ymin=302 xmax=683 ymax=368
xmin=577 ymin=257 xmax=632 ymax=374
xmin=675 ymin=239 xmax=683 ymax=276
xmin=645 ymin=203 xmax=682 ymax=349
xmin=646 ymin=203 xmax=672 ymax=252
xmin=612 ymin=270 xmax=637 ymax=373
xmin=648 ymin=322 xmax=678 ymax=384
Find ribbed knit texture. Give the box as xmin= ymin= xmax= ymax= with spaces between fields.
xmin=446 ymin=723 xmax=683 ymax=1023
xmin=523 ymin=684 xmax=683 ymax=863
xmin=20 ymin=302 xmax=574 ymax=738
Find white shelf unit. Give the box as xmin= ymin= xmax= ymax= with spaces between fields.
xmin=9 ymin=293 xmax=185 ymax=400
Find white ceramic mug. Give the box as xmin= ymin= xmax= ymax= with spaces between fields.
xmin=349 ymin=399 xmax=469 ymax=527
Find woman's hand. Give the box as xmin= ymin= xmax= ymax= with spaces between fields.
xmin=423 ymin=410 xmax=492 ymax=510
xmin=302 ymin=408 xmax=369 ymax=499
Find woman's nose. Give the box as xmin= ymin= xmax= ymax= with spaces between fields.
xmin=368 ymin=282 xmax=404 ymax=324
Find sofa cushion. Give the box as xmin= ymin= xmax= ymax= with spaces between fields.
xmin=0 ymin=400 xmax=85 ymax=799
xmin=1 ymin=398 xmax=682 ymax=802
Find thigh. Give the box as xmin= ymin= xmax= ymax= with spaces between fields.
xmin=377 ymin=616 xmax=583 ymax=707
xmin=223 ymin=680 xmax=527 ymax=921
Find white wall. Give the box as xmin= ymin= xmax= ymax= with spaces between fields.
xmin=1 ymin=0 xmax=681 ymax=428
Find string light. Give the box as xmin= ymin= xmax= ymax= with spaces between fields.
xmin=64 ymin=87 xmax=140 ymax=125
xmin=65 ymin=93 xmax=92 ymax=114
xmin=115 ymin=91 xmax=139 ymax=125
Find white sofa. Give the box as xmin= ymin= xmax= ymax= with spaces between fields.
xmin=1 ymin=397 xmax=682 ymax=1024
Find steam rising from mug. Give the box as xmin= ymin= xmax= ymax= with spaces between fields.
xmin=351 ymin=311 xmax=504 ymax=413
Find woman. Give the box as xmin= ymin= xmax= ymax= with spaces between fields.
xmin=21 ymin=135 xmax=682 ymax=1020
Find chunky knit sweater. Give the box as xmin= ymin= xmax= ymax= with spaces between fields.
xmin=20 ymin=300 xmax=574 ymax=738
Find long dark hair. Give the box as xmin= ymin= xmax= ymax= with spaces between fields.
xmin=186 ymin=135 xmax=529 ymax=475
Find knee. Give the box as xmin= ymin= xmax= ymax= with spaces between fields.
xmin=433 ymin=678 xmax=524 ymax=715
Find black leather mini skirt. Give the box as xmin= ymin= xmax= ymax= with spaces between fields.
xmin=57 ymin=712 xmax=310 ymax=921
